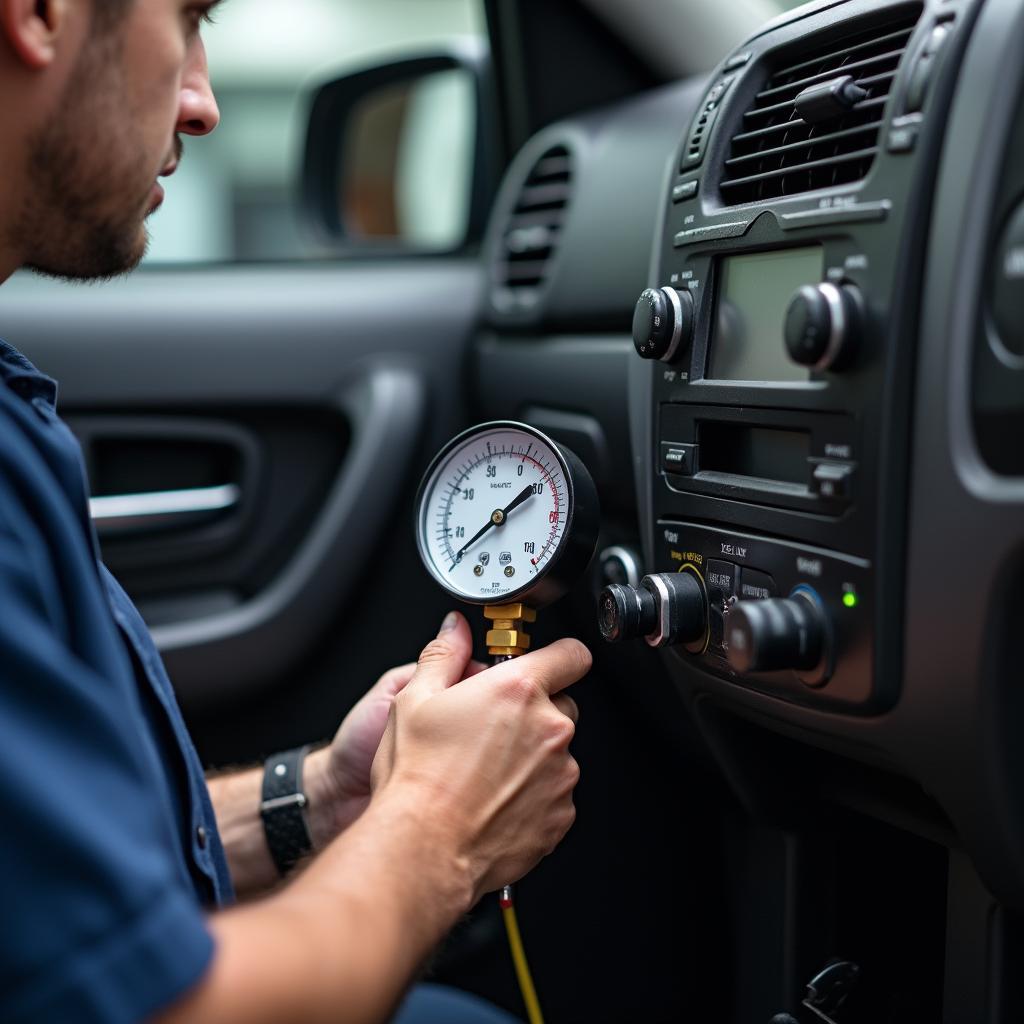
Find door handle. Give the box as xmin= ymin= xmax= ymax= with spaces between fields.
xmin=152 ymin=364 xmax=427 ymax=709
xmin=90 ymin=483 xmax=242 ymax=538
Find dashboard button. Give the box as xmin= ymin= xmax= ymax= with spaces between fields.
xmin=726 ymin=589 xmax=828 ymax=681
xmin=784 ymin=282 xmax=862 ymax=371
xmin=724 ymin=51 xmax=752 ymax=71
xmin=662 ymin=442 xmax=697 ymax=476
xmin=705 ymin=77 xmax=733 ymax=106
xmin=633 ymin=286 xmax=694 ymax=362
xmin=672 ymin=180 xmax=699 ymax=203
xmin=887 ymin=124 xmax=919 ymax=153
xmin=706 ymin=560 xmax=737 ymax=599
xmin=706 ymin=560 xmax=738 ymax=653
xmin=738 ymin=568 xmax=777 ymax=600
xmin=811 ymin=462 xmax=854 ymax=500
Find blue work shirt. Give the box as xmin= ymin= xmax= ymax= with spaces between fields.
xmin=0 ymin=340 xmax=232 ymax=1022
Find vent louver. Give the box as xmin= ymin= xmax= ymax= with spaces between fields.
xmin=719 ymin=8 xmax=921 ymax=206
xmin=492 ymin=145 xmax=573 ymax=311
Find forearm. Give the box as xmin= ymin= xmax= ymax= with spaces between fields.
xmin=157 ymin=789 xmax=473 ymax=1024
xmin=207 ymin=748 xmax=341 ymax=898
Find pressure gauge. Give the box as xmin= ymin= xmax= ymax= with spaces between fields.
xmin=415 ymin=421 xmax=599 ymax=609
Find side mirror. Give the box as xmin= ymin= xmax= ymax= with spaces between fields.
xmin=302 ymin=46 xmax=497 ymax=253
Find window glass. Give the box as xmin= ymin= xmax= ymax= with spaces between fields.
xmin=145 ymin=0 xmax=485 ymax=264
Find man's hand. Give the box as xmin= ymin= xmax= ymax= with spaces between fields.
xmin=371 ymin=610 xmax=590 ymax=900
xmin=168 ymin=613 xmax=590 ymax=1023
xmin=305 ymin=652 xmax=487 ymax=847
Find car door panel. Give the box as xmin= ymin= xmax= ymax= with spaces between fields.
xmin=0 ymin=261 xmax=480 ymax=711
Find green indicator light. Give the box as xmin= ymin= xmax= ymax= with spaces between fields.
xmin=842 ymin=591 xmax=858 ymax=609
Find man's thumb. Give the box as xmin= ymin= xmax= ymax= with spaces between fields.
xmin=410 ymin=611 xmax=473 ymax=693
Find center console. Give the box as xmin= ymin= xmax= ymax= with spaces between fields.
xmin=605 ymin=0 xmax=974 ymax=713
xmin=580 ymin=0 xmax=1024 ymax=1015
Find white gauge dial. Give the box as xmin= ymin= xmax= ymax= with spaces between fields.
xmin=417 ymin=425 xmax=570 ymax=603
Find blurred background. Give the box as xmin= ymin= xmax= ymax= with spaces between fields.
xmin=145 ymin=0 xmax=484 ymax=263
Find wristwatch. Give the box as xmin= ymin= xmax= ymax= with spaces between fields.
xmin=260 ymin=745 xmax=314 ymax=876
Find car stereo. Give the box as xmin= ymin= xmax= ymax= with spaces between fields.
xmin=607 ymin=0 xmax=975 ymax=712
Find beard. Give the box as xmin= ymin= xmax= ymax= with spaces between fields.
xmin=17 ymin=30 xmax=162 ymax=282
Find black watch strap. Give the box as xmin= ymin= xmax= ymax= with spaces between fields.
xmin=260 ymin=745 xmax=313 ymax=876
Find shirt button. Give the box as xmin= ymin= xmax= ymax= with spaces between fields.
xmin=196 ymin=825 xmax=208 ymax=850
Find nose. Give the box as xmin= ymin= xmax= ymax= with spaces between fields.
xmin=177 ymin=38 xmax=220 ymax=136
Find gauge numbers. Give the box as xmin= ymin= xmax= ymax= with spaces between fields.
xmin=418 ymin=425 xmax=571 ymax=603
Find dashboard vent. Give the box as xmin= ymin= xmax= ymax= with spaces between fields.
xmin=492 ymin=145 xmax=573 ymax=311
xmin=719 ymin=8 xmax=920 ymax=206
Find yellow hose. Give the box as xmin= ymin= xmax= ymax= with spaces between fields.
xmin=500 ymin=891 xmax=545 ymax=1024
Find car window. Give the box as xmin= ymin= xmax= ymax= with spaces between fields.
xmin=145 ymin=0 xmax=485 ymax=264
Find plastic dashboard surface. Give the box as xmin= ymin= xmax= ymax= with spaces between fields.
xmin=478 ymin=0 xmax=1024 ymax=910
xmin=474 ymin=77 xmax=710 ymax=512
xmin=620 ymin=0 xmax=1024 ymax=911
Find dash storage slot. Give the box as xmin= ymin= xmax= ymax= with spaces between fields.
xmin=659 ymin=404 xmax=856 ymax=514
xmin=697 ymin=421 xmax=810 ymax=486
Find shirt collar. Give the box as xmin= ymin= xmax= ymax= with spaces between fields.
xmin=0 ymin=339 xmax=58 ymax=407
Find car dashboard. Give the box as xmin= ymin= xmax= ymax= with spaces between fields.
xmin=475 ymin=0 xmax=1024 ymax=1016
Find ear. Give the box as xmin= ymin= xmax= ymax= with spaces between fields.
xmin=0 ymin=0 xmax=70 ymax=70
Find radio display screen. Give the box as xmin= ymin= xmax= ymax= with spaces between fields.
xmin=708 ymin=246 xmax=824 ymax=383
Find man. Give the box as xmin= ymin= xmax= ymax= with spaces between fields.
xmin=0 ymin=1 xmax=590 ymax=1021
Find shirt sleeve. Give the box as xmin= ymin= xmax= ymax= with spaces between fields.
xmin=0 ymin=528 xmax=215 ymax=1024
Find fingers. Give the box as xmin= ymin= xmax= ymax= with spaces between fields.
xmin=408 ymin=611 xmax=474 ymax=694
xmin=374 ymin=663 xmax=417 ymax=698
xmin=550 ymin=693 xmax=579 ymax=725
xmin=480 ymin=638 xmax=592 ymax=698
xmin=372 ymin=653 xmax=476 ymax=701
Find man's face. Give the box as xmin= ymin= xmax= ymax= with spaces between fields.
xmin=19 ymin=0 xmax=220 ymax=281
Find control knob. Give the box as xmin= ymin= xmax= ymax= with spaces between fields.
xmin=784 ymin=282 xmax=862 ymax=371
xmin=598 ymin=571 xmax=706 ymax=650
xmin=632 ymin=287 xmax=695 ymax=362
xmin=725 ymin=588 xmax=831 ymax=685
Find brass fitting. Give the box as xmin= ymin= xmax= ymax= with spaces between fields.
xmin=483 ymin=603 xmax=537 ymax=657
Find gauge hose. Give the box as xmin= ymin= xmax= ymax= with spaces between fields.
xmin=500 ymin=885 xmax=544 ymax=1024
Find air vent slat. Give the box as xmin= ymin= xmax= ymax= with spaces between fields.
xmin=718 ymin=8 xmax=920 ymax=206
xmin=730 ymin=96 xmax=887 ymax=147
xmin=754 ymin=51 xmax=904 ymax=104
xmin=529 ymin=156 xmax=572 ymax=180
xmin=515 ymin=182 xmax=572 ymax=211
xmin=724 ymin=123 xmax=881 ymax=170
xmin=720 ymin=146 xmax=880 ymax=192
xmin=771 ymin=25 xmax=914 ymax=81
xmin=506 ymin=211 xmax=565 ymax=230
xmin=492 ymin=144 xmax=574 ymax=312
xmin=742 ymin=96 xmax=804 ymax=124
xmin=500 ymin=261 xmax=551 ymax=283
xmin=855 ymin=69 xmax=899 ymax=90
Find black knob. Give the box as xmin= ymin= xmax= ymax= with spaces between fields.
xmin=725 ymin=591 xmax=828 ymax=679
xmin=598 ymin=572 xmax=706 ymax=649
xmin=599 ymin=583 xmax=657 ymax=642
xmin=632 ymin=287 xmax=694 ymax=362
xmin=784 ymin=283 xmax=861 ymax=371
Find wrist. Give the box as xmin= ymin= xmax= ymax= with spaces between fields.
xmin=301 ymin=746 xmax=346 ymax=850
xmin=362 ymin=783 xmax=476 ymax=919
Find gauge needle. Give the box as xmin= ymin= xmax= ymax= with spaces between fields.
xmin=450 ymin=484 xmax=535 ymax=570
